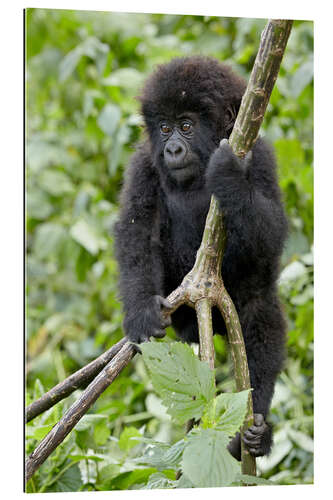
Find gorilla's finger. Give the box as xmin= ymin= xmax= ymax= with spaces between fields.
xmin=161 ymin=297 xmax=173 ymax=310
xmin=161 ymin=315 xmax=172 ymax=328
xmin=254 ymin=414 xmax=264 ymax=426
xmin=243 ymin=435 xmax=261 ymax=446
xmin=152 ymin=329 xmax=166 ymax=338
xmin=131 ymin=343 xmax=143 ymax=354
xmin=247 ymin=425 xmax=263 ymax=436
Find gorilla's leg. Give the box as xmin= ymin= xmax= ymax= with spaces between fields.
xmin=228 ymin=297 xmax=285 ymax=459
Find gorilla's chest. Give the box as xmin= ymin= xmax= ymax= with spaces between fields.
xmin=162 ymin=191 xmax=210 ymax=278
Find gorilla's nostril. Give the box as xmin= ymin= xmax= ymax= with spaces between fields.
xmin=166 ymin=140 xmax=185 ymax=157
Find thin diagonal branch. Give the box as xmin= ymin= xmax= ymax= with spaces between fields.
xmin=25 ymin=342 xmax=136 ymax=482
xmin=26 ymin=337 xmax=127 ymax=422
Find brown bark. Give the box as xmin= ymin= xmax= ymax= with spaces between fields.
xmin=25 ymin=342 xmax=136 ymax=482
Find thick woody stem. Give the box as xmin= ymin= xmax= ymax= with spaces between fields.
xmin=196 ymin=298 xmax=215 ymax=370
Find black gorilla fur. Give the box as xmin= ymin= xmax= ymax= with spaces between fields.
xmin=114 ymin=56 xmax=288 ymax=460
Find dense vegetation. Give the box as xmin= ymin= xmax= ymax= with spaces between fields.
xmin=26 ymin=9 xmax=313 ymax=492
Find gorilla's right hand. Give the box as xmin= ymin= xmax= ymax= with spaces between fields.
xmin=124 ymin=295 xmax=172 ymax=344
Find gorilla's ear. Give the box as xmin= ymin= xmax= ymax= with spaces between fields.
xmin=224 ymin=103 xmax=239 ymax=136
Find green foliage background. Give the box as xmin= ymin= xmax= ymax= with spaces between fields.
xmin=25 ymin=9 xmax=313 ymax=491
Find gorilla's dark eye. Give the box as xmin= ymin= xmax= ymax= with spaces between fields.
xmin=160 ymin=124 xmax=171 ymax=134
xmin=181 ymin=122 xmax=191 ymax=132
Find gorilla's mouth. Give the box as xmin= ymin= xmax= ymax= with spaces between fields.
xmin=165 ymin=155 xmax=196 ymax=171
xmin=169 ymin=163 xmax=188 ymax=170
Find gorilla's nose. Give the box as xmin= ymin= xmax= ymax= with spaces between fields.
xmin=164 ymin=140 xmax=186 ymax=165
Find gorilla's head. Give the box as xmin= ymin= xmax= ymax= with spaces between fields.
xmin=139 ymin=56 xmax=246 ymax=186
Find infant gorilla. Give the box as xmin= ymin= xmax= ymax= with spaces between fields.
xmin=114 ymin=56 xmax=288 ymax=460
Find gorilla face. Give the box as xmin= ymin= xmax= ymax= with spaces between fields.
xmin=159 ymin=113 xmax=201 ymax=183
xmin=139 ymin=57 xmax=247 ymax=189
xmin=153 ymin=112 xmax=218 ymax=186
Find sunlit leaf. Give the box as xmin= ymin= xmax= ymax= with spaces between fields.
xmin=181 ymin=428 xmax=240 ymax=487
xmin=141 ymin=342 xmax=215 ymax=424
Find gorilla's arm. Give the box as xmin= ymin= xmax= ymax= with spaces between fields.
xmin=206 ymin=138 xmax=287 ymax=274
xmin=114 ymin=145 xmax=170 ymax=343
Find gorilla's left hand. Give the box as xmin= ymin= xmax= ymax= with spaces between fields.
xmin=206 ymin=138 xmax=253 ymax=207
xmin=227 ymin=413 xmax=273 ymax=460
xmin=210 ymin=138 xmax=253 ymax=174
xmin=243 ymin=414 xmax=272 ymax=457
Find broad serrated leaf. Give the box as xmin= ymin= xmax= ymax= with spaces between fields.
xmin=141 ymin=342 xmax=215 ymax=424
xmin=214 ymin=390 xmax=250 ymax=436
xmin=181 ymin=428 xmax=240 ymax=487
xmin=143 ymin=472 xmax=176 ymax=489
xmin=136 ymin=439 xmax=185 ymax=470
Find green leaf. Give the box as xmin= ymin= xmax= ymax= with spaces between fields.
xmin=33 ymin=378 xmax=45 ymax=400
xmin=290 ymin=58 xmax=313 ymax=98
xmin=145 ymin=393 xmax=171 ymax=422
xmin=97 ymin=464 xmax=121 ymax=486
xmin=97 ymin=104 xmax=121 ymax=137
xmin=213 ymin=390 xmax=250 ymax=436
xmin=38 ymin=169 xmax=74 ymax=196
xmin=143 ymin=472 xmax=176 ymax=489
xmin=102 ymin=68 xmax=144 ymax=92
xmin=234 ymin=473 xmax=274 ymax=485
xmin=287 ymin=428 xmax=314 ymax=453
xmin=70 ymin=218 xmax=106 ymax=255
xmin=48 ymin=463 xmax=82 ymax=492
xmin=33 ymin=424 xmax=54 ymax=440
xmin=118 ymin=426 xmax=141 ymax=451
xmin=290 ymin=285 xmax=313 ymax=305
xmin=108 ymin=124 xmax=130 ymax=174
xmin=105 ymin=468 xmax=157 ymax=490
xmin=93 ymin=418 xmax=110 ymax=446
xmin=75 ymin=414 xmax=107 ymax=431
xmin=136 ymin=439 xmax=185 ymax=470
xmin=34 ymin=223 xmax=67 ymax=259
xmin=257 ymin=429 xmax=293 ymax=473
xmin=141 ymin=342 xmax=215 ymax=424
xmin=27 ymin=190 xmax=53 ymax=220
xmin=279 ymin=261 xmax=307 ymax=285
xmin=59 ymin=47 xmax=82 ymax=81
xmin=181 ymin=428 xmax=240 ymax=487
xmin=59 ymin=36 xmax=109 ymax=81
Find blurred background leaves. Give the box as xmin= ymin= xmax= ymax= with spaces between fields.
xmin=25 ymin=9 xmax=313 ymax=491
